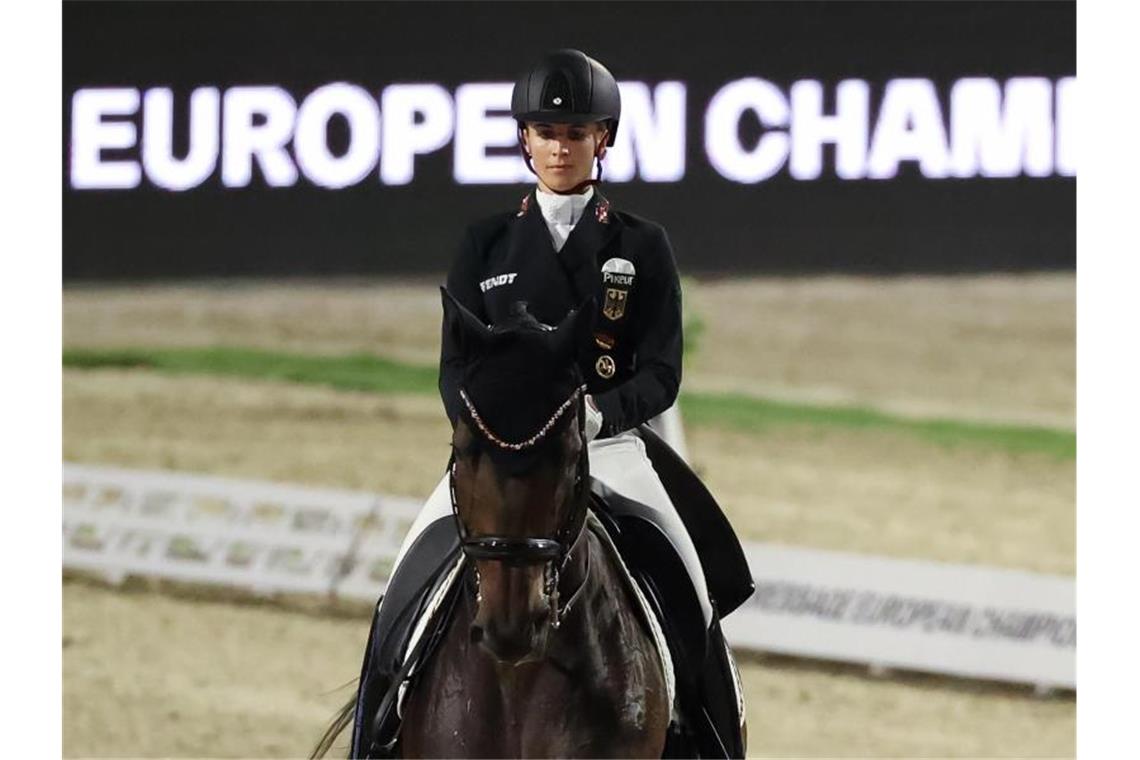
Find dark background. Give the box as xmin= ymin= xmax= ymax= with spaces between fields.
xmin=63 ymin=1 xmax=1075 ymax=280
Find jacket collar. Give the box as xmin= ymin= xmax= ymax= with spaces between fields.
xmin=561 ymin=186 xmax=620 ymax=265
xmin=533 ymin=185 xmax=594 ymax=226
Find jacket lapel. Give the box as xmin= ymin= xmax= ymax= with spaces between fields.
xmin=505 ymin=190 xmax=548 ymax=263
xmin=556 ymin=188 xmax=622 ymax=304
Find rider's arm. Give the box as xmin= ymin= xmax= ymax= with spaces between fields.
xmin=590 ymin=225 xmax=683 ymax=438
xmin=438 ymin=227 xmax=485 ymax=428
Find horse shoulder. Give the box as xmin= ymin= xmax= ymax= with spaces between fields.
xmin=398 ymin=596 xmax=504 ymax=758
xmin=561 ymin=530 xmax=672 ymax=757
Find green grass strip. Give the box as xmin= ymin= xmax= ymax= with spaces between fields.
xmin=64 ymin=346 xmax=1074 ymax=459
xmin=63 ymin=346 xmax=438 ymax=396
xmin=682 ymin=391 xmax=1074 ymax=460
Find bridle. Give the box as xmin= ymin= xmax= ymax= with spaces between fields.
xmin=449 ymin=383 xmax=591 ymax=629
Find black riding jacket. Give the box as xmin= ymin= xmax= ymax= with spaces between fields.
xmin=439 ymin=189 xmax=683 ymax=439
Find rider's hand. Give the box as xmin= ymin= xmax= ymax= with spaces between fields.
xmin=584 ymin=395 xmax=603 ymax=442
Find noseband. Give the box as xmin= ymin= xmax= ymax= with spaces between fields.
xmin=449 ymin=384 xmax=590 ymax=628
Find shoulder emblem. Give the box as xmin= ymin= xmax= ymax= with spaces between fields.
xmin=516 ymin=194 xmax=531 ymax=218
xmin=595 ymin=198 xmax=611 ymax=224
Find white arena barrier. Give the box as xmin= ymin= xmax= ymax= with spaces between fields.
xmin=62 ymin=463 xmax=421 ymax=601
xmin=722 ymin=543 xmax=1075 ymax=692
xmin=63 ymin=463 xmax=1074 ymax=690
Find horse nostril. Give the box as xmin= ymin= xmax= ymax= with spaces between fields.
xmin=469 ymin=625 xmax=484 ymax=644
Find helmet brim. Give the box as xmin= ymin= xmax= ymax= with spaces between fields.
xmin=516 ymin=111 xmax=613 ymax=125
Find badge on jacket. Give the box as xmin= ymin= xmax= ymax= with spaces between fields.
xmin=601 ymin=257 xmax=635 ymax=321
xmin=595 ymin=198 xmax=611 ymax=224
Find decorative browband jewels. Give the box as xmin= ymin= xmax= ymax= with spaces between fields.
xmin=459 ymin=385 xmax=587 ymax=451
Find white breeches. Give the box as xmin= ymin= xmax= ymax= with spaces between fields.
xmin=390 ymin=431 xmax=714 ymax=626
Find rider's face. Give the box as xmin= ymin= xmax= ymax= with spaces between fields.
xmin=522 ymin=121 xmax=608 ymax=194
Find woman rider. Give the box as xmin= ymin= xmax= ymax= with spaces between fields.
xmin=351 ymin=49 xmax=749 ymax=758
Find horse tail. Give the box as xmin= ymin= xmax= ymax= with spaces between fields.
xmin=309 ymin=687 xmax=358 ymax=759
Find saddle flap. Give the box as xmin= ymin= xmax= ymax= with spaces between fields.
xmin=637 ymin=424 xmax=755 ymax=617
xmin=589 ymin=485 xmax=709 ymax=684
xmin=351 ymin=517 xmax=461 ymax=758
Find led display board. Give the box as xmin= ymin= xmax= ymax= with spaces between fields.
xmin=64 ymin=1 xmax=1075 ymax=278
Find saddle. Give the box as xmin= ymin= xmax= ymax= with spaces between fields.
xmin=635 ymin=423 xmax=754 ymax=617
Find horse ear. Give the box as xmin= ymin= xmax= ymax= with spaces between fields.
xmin=441 ymin=287 xmax=493 ymax=356
xmin=551 ymin=297 xmax=596 ymax=363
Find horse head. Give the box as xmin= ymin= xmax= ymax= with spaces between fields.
xmin=441 ymin=288 xmax=594 ymax=664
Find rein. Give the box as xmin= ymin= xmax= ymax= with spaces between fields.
xmin=449 ymin=383 xmax=590 ymax=629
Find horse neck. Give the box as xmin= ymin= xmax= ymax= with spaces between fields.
xmin=551 ymin=523 xmax=636 ymax=650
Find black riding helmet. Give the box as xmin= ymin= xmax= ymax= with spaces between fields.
xmin=511 ymin=49 xmax=621 ymax=145
xmin=511 ymin=49 xmax=621 ymax=184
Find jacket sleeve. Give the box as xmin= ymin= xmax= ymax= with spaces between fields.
xmin=438 ymin=227 xmax=486 ymax=428
xmin=591 ymin=226 xmax=683 ymax=437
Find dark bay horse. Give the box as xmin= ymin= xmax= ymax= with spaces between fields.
xmin=316 ymin=294 xmax=672 ymax=758
xmin=402 ymin=295 xmax=671 ymax=757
